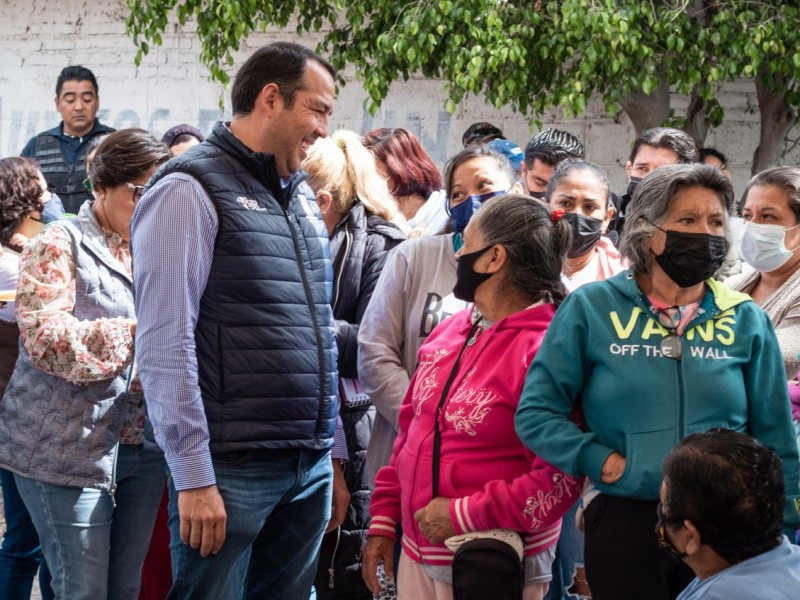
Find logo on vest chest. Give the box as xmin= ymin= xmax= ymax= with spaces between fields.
xmin=237 ymin=196 xmax=267 ymax=212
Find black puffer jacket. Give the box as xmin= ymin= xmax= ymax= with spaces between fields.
xmin=330 ymin=202 xmax=406 ymax=378
xmin=315 ymin=201 xmax=405 ymax=599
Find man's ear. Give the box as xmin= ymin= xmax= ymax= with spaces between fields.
xmin=625 ymin=161 xmax=633 ymax=182
xmin=259 ymin=83 xmax=283 ymax=115
xmin=683 ymin=520 xmax=703 ymax=556
xmin=510 ymin=181 xmax=524 ymax=194
xmin=315 ymin=190 xmax=334 ymax=215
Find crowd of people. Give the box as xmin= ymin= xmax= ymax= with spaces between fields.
xmin=0 ymin=42 xmax=799 ymax=600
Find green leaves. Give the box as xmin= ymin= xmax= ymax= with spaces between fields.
xmin=123 ymin=0 xmax=800 ymax=129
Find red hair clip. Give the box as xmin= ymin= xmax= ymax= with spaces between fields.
xmin=551 ymin=209 xmax=565 ymax=223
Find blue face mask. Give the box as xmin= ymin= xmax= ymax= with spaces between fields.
xmin=448 ymin=190 xmax=506 ymax=233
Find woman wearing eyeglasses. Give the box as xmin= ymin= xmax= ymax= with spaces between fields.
xmin=515 ymin=164 xmax=800 ymax=600
xmin=0 ymin=129 xmax=171 ymax=599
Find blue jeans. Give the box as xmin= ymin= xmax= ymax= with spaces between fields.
xmin=545 ymin=501 xmax=585 ymax=600
xmin=0 ymin=468 xmax=53 ymax=600
xmin=167 ymin=448 xmax=332 ymax=600
xmin=15 ymin=441 xmax=166 ymax=600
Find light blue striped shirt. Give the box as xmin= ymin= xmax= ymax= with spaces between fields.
xmin=131 ymin=171 xmax=346 ymax=491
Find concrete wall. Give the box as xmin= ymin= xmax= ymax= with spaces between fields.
xmin=1 ymin=0 xmax=796 ymax=195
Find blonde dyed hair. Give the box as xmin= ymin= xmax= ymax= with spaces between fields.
xmin=303 ymin=130 xmax=407 ymax=231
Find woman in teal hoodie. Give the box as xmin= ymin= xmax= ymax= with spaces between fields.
xmin=515 ymin=164 xmax=800 ymax=600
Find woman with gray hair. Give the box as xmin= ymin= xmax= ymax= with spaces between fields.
xmin=515 ymin=163 xmax=800 ymax=600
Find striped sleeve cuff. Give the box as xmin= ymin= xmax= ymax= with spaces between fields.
xmin=367 ymin=515 xmax=398 ymax=540
xmin=450 ymin=497 xmax=478 ymax=535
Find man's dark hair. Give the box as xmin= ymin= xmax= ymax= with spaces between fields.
xmin=56 ymin=65 xmax=98 ymax=97
xmin=629 ymin=127 xmax=698 ymax=164
xmin=700 ymin=147 xmax=727 ymax=166
xmin=231 ymin=42 xmax=336 ymax=116
xmin=462 ymin=122 xmax=504 ymax=147
xmin=524 ymin=129 xmax=585 ymax=168
xmin=662 ymin=429 xmax=785 ymax=565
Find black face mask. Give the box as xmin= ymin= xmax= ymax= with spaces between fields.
xmin=453 ymin=245 xmax=493 ymax=302
xmin=626 ymin=177 xmax=642 ymax=200
xmin=528 ymin=190 xmax=546 ymax=200
xmin=653 ymin=228 xmax=728 ymax=288
xmin=564 ymin=212 xmax=604 ymax=258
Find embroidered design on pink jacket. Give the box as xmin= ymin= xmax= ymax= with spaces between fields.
xmin=412 ymin=348 xmax=450 ymax=414
xmin=523 ymin=473 xmax=578 ymax=530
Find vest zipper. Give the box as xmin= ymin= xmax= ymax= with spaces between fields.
xmin=282 ymin=206 xmax=328 ymax=422
xmin=332 ymin=227 xmax=352 ymax=313
xmin=327 ymin=525 xmax=342 ymax=589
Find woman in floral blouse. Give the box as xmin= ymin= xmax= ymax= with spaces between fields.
xmin=0 ymin=129 xmax=171 ymax=600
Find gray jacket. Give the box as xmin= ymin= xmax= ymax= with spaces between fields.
xmin=0 ymin=202 xmax=137 ymax=490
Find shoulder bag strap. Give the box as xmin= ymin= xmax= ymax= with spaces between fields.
xmin=432 ymin=319 xmax=482 ymax=498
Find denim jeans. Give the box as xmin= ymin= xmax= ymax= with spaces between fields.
xmin=15 ymin=440 xmax=166 ymax=600
xmin=0 ymin=468 xmax=53 ymax=600
xmin=544 ymin=501 xmax=584 ymax=600
xmin=167 ymin=448 xmax=332 ymax=600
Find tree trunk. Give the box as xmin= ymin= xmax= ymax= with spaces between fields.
xmin=752 ymin=71 xmax=798 ymax=175
xmin=619 ymin=76 xmax=671 ymax=136
xmin=684 ymin=89 xmax=711 ymax=148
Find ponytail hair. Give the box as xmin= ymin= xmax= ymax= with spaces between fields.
xmin=473 ymin=194 xmax=572 ymax=306
xmin=303 ymin=130 xmax=407 ymax=231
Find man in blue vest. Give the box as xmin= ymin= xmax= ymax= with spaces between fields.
xmin=130 ymin=43 xmax=348 ymax=599
xmin=21 ymin=65 xmax=114 ymax=215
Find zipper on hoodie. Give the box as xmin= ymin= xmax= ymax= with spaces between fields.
xmin=332 ymin=226 xmax=352 ymax=313
xmin=677 ymin=346 xmax=686 ymax=440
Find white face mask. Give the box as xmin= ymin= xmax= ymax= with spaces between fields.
xmin=739 ymin=220 xmax=800 ymax=272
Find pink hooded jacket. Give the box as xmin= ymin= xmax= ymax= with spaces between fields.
xmin=368 ymin=304 xmax=582 ymax=566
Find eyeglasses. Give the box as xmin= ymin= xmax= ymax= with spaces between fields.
xmin=655 ymin=503 xmax=688 ymax=559
xmin=127 ymin=183 xmax=146 ymax=203
xmin=655 ymin=306 xmax=682 ymax=361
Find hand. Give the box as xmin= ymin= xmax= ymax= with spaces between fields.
xmin=129 ymin=320 xmax=137 ymax=339
xmin=327 ymin=458 xmax=350 ymax=533
xmin=9 ymin=233 xmax=30 ymax=248
xmin=362 ymin=535 xmax=395 ymax=596
xmin=413 ymin=497 xmax=455 ymax=543
xmin=178 ymin=484 xmax=227 ymax=557
xmin=601 ymin=452 xmax=626 ymax=484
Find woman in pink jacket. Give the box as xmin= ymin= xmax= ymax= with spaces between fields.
xmin=363 ymin=194 xmax=583 ymax=600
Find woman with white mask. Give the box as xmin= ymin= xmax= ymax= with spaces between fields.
xmin=727 ymin=166 xmax=800 ymax=380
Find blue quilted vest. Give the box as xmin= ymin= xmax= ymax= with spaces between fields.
xmin=147 ymin=122 xmax=338 ymax=452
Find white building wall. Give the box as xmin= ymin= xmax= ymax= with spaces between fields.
xmin=1 ymin=0 xmax=795 ymax=195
